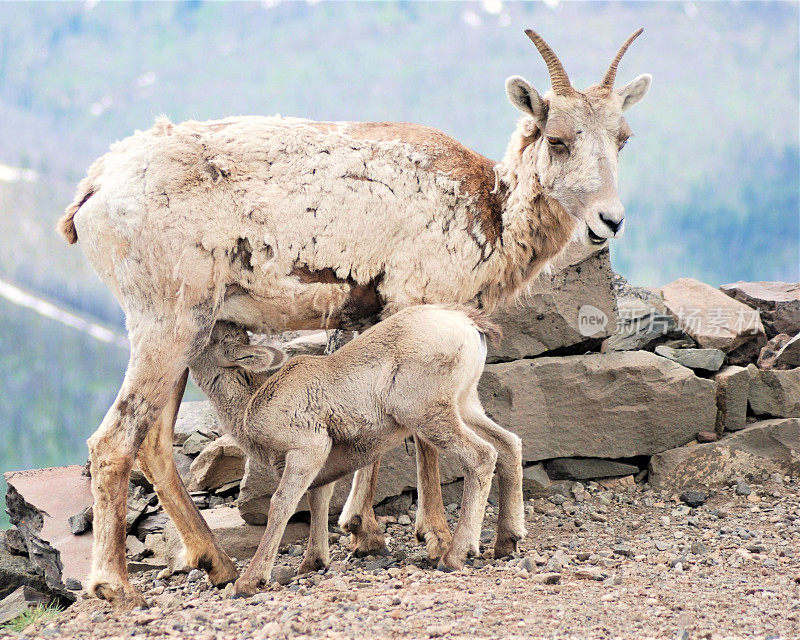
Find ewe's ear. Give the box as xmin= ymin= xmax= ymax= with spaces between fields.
xmin=505 ymin=76 xmax=546 ymax=122
xmin=618 ymin=73 xmax=652 ymax=111
xmin=227 ymin=344 xmax=288 ymax=374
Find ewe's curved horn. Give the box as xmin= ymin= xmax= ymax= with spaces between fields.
xmin=524 ymin=29 xmax=573 ymax=96
xmin=601 ymin=28 xmax=644 ymax=89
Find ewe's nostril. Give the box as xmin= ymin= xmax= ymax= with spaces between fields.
xmin=599 ymin=212 xmax=623 ymax=234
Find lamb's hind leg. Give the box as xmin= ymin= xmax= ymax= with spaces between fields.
xmin=339 ymin=463 xmax=387 ymax=556
xmin=136 ymin=369 xmax=237 ymax=586
xmin=88 ymin=320 xmax=205 ymax=609
xmin=415 ymin=405 xmax=496 ymax=572
xmin=460 ymin=394 xmax=526 ymax=558
xmin=298 ymin=481 xmax=335 ymax=574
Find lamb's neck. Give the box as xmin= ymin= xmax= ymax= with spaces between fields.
xmin=479 ymin=123 xmax=576 ymax=310
xmin=192 ymin=369 xmax=260 ymax=436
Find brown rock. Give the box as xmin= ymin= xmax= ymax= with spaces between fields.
xmin=0 ymin=586 xmax=51 ymax=625
xmin=661 ymin=278 xmax=766 ymax=357
xmin=696 ymin=431 xmax=718 ymax=443
xmin=757 ymin=334 xmax=792 ymax=370
xmin=188 ymin=434 xmax=246 ymax=492
xmin=479 ymin=351 xmax=717 ymax=461
xmin=649 ymin=418 xmax=800 ymax=491
xmin=747 ymin=365 xmax=800 ymax=418
xmin=602 ymin=277 xmax=679 ymax=353
xmin=714 ymin=366 xmax=749 ymax=432
xmin=720 ymin=281 xmax=800 ymax=338
xmin=487 ymin=243 xmax=617 ymax=362
xmin=161 ymin=507 xmax=308 ymax=570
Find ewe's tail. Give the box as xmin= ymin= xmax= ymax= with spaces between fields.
xmin=57 ymin=158 xmax=104 ymax=244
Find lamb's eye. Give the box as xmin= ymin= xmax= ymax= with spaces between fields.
xmin=547 ymin=136 xmax=565 ymax=147
xmin=618 ymin=138 xmax=629 ymax=151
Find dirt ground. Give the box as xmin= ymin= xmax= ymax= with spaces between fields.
xmin=4 ymin=475 xmax=799 ymax=640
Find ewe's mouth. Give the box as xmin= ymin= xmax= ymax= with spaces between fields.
xmin=587 ymin=227 xmax=608 ymax=246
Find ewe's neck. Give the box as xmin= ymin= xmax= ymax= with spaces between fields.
xmin=479 ymin=121 xmax=576 ymax=310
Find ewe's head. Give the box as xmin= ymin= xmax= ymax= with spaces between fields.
xmin=506 ymin=29 xmax=651 ymax=247
xmin=197 ymin=321 xmax=287 ymax=375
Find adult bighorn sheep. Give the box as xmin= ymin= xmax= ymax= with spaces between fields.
xmin=59 ymin=29 xmax=650 ymax=607
xmin=189 ymin=305 xmax=517 ymax=595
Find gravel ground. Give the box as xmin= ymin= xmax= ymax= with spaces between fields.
xmin=4 ymin=475 xmax=800 ymax=640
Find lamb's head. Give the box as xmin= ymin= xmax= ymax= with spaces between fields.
xmin=505 ymin=29 xmax=651 ymax=247
xmin=192 ymin=321 xmax=287 ymax=383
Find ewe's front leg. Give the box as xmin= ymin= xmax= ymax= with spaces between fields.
xmin=235 ymin=445 xmax=328 ymax=597
xmin=413 ymin=437 xmax=453 ymax=561
xmin=136 ymin=370 xmax=238 ymax=586
xmin=339 ymin=463 xmax=387 ymax=556
xmin=298 ymin=482 xmax=336 ymax=574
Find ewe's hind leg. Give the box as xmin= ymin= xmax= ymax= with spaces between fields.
xmin=414 ymin=437 xmax=452 ymax=561
xmin=88 ymin=322 xmax=205 ymax=609
xmin=416 ymin=406 xmax=496 ymax=572
xmin=298 ymin=482 xmax=336 ymax=574
xmin=136 ymin=369 xmax=237 ymax=586
xmin=235 ymin=442 xmax=329 ymax=596
xmin=460 ymin=395 xmax=526 ymax=558
xmin=339 ymin=463 xmax=387 ymax=556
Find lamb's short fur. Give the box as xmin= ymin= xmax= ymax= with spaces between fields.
xmin=58 ymin=29 xmax=650 ymax=608
xmin=188 ymin=305 xmax=522 ymax=595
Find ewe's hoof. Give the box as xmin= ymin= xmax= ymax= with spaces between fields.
xmin=298 ymin=556 xmax=330 ymax=574
xmin=91 ymin=581 xmax=149 ymax=611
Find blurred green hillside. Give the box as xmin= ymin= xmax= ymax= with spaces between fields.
xmin=0 ymin=1 xmax=797 ymax=480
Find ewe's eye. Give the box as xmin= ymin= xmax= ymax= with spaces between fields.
xmin=547 ymin=136 xmax=565 ymax=147
xmin=618 ymin=137 xmax=630 ymax=151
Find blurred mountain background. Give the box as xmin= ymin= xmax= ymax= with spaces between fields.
xmin=0 ymin=1 xmax=798 ymax=506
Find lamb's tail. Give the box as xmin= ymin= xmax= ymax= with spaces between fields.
xmin=462 ymin=306 xmax=502 ymax=345
xmin=57 ymin=158 xmax=104 ymax=244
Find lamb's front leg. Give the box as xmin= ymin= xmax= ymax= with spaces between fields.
xmin=414 ymin=437 xmax=453 ymax=561
xmin=298 ymin=482 xmax=336 ymax=574
xmin=234 ymin=444 xmax=328 ymax=597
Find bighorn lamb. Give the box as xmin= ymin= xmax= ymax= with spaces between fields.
xmin=189 ymin=305 xmax=518 ymax=594
xmin=58 ymin=28 xmax=651 ymax=607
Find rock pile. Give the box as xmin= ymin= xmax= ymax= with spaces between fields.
xmin=3 ymin=241 xmax=799 ymax=616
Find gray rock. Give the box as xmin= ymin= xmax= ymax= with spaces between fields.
xmin=679 ymin=490 xmax=707 ymax=508
xmin=649 ymin=418 xmax=800 ymax=491
xmin=487 ymin=244 xmax=617 ymax=362
xmin=174 ymin=401 xmax=222 ymax=447
xmin=654 ymin=345 xmax=726 ymax=372
xmin=181 ymin=430 xmax=217 ymax=457
xmin=522 ymin=463 xmax=551 ymax=498
xmin=735 ymin=481 xmax=752 ymax=496
xmin=187 ymin=569 xmax=204 ymax=583
xmin=662 ymin=278 xmax=766 ymax=359
xmin=271 ymin=565 xmax=295 ymax=586
xmin=188 ymin=434 xmax=246 ymax=492
xmin=479 ymin=351 xmax=717 ymax=462
xmin=714 ymin=366 xmax=749 ymax=432
xmin=545 ymin=458 xmax=639 ymax=481
xmin=720 ymin=281 xmax=800 ymax=338
xmin=64 ymin=577 xmax=82 ymax=591
xmin=748 ymin=365 xmax=800 ymax=418
xmin=757 ymin=334 xmax=793 ymax=370
xmin=68 ymin=506 xmax=93 ymax=535
xmin=603 ymin=277 xmax=680 ymax=353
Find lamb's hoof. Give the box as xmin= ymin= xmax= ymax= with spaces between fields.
xmin=91 ymin=580 xmax=149 ymax=611
xmin=494 ymin=527 xmax=526 ymax=558
xmin=343 ymin=516 xmax=388 ymax=557
xmin=416 ymin=525 xmax=453 ymax=561
xmin=298 ymin=555 xmax=329 ymax=575
xmin=436 ymin=561 xmax=456 ymax=573
xmin=233 ymin=575 xmax=263 ymax=598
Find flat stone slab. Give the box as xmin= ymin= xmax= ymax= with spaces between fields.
xmin=479 ymin=351 xmax=717 ymax=461
xmin=662 ymin=278 xmax=765 ymax=354
xmin=747 ymin=365 xmax=800 ymax=418
xmin=721 ymin=281 xmax=800 ymax=337
xmin=545 ymin=458 xmax=639 ymax=480
xmin=654 ymin=345 xmax=726 ymax=372
xmin=4 ymin=466 xmax=93 ymax=584
xmin=649 ymin=418 xmax=800 ymax=491
xmin=0 ymin=585 xmax=50 ymax=624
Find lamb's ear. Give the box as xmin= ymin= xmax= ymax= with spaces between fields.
xmin=618 ymin=73 xmax=652 ymax=111
xmin=227 ymin=344 xmax=288 ymax=374
xmin=505 ymin=76 xmax=546 ymax=123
